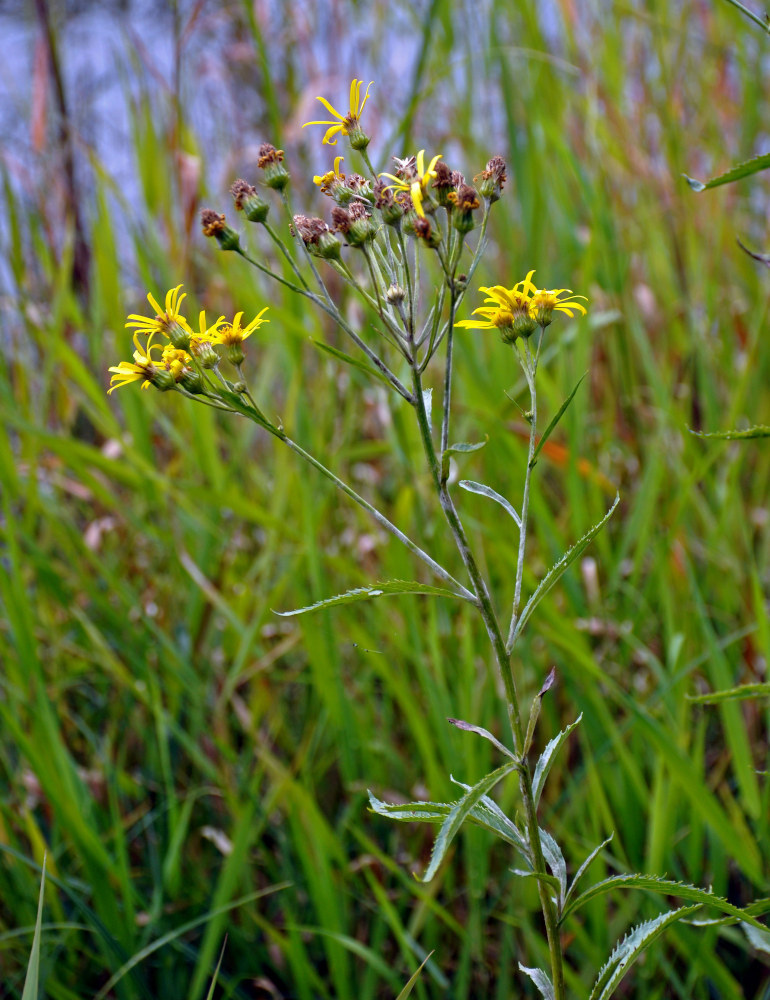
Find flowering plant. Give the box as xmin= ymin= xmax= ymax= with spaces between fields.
xmin=109 ymin=77 xmax=766 ymax=998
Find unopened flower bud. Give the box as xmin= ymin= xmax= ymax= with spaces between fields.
xmin=201 ymin=209 xmax=241 ymax=251
xmin=477 ymin=155 xmax=507 ymax=202
xmin=374 ymin=180 xmax=405 ymax=226
xmin=151 ymin=368 xmax=177 ymax=391
xmin=431 ymin=161 xmax=456 ymax=208
xmin=167 ymin=321 xmax=191 ymax=350
xmin=191 ymin=338 xmax=219 ymax=368
xmin=257 ymin=143 xmax=289 ymax=190
xmin=232 ymin=380 xmax=247 ymax=393
xmin=230 ymin=178 xmax=269 ymax=223
xmin=449 ymin=184 xmax=480 ymax=234
xmin=179 ymin=368 xmax=205 ymax=394
xmin=386 ymin=284 xmax=406 ymax=304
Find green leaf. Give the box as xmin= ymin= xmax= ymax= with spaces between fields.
xmin=458 ymin=479 xmax=520 ymax=527
xmin=689 ymin=425 xmax=770 ymax=440
xmin=368 ymin=791 xmax=529 ymax=859
xmin=311 ymin=338 xmax=393 ymax=386
xmin=561 ymin=874 xmax=770 ymax=932
xmin=420 ymin=761 xmax=519 ymax=881
xmin=530 ymin=371 xmax=588 ymax=467
xmin=688 ymin=683 xmax=770 ymax=704
xmin=532 ymin=714 xmax=583 ymax=807
xmin=509 ymin=495 xmax=620 ymax=649
xmin=518 ymin=964 xmax=555 ymax=1000
xmin=742 ymin=921 xmax=770 ymax=955
xmin=447 ymin=717 xmax=517 ymax=760
xmin=589 ymin=906 xmax=700 ymax=1000
xmin=540 ymin=827 xmax=567 ymax=908
xmin=394 ymin=951 xmax=434 ymax=999
xmin=275 ymin=579 xmax=474 ymax=616
xmin=204 ymin=938 xmax=228 ymax=1000
xmin=441 ymin=437 xmax=488 ymax=481
xmin=683 ymin=151 xmax=770 ymax=192
xmin=22 ymin=855 xmax=46 ymax=1000
xmin=564 ymin=835 xmax=614 ymax=908
xmin=512 ymin=870 xmax=562 ymax=893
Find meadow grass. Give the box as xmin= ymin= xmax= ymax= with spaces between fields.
xmin=1 ymin=1 xmax=769 ymax=996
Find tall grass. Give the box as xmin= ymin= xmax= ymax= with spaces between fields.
xmin=1 ymin=1 xmax=768 ymax=996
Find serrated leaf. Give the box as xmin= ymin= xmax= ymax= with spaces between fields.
xmin=589 ymin=906 xmax=700 ymax=1000
xmin=519 ymin=964 xmax=555 ymax=1000
xmin=312 ymin=338 xmax=392 ymax=386
xmin=421 ymin=761 xmax=519 ymax=881
xmin=532 ymin=714 xmax=583 ymax=807
xmin=447 ymin=717 xmax=517 ymax=759
xmin=22 ymin=855 xmax=46 ymax=1000
xmin=458 ymin=479 xmax=520 ymax=527
xmin=689 ymin=424 xmax=770 ymax=440
xmin=395 ymin=951 xmax=434 ymax=999
xmin=683 ymin=151 xmax=770 ymax=192
xmin=540 ymin=827 xmax=567 ymax=909
xmin=509 ymin=495 xmax=619 ymax=650
xmin=275 ymin=579 xmax=474 ymax=616
xmin=742 ymin=921 xmax=770 ymax=955
xmin=368 ymin=790 xmax=530 ymax=859
xmin=562 ymin=873 xmax=770 ymax=932
xmin=688 ymin=682 xmax=770 ymax=704
xmin=564 ymin=835 xmax=614 ymax=908
xmin=530 ymin=371 xmax=588 ymax=467
xmin=512 ymin=870 xmax=562 ymax=892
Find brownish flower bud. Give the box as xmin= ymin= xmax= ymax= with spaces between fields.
xmin=201 ymin=209 xmax=241 ymax=251
xmin=292 ymin=214 xmax=341 ymax=260
xmin=333 ymin=202 xmax=374 ymax=246
xmin=414 ymin=215 xmax=441 ymax=248
xmin=432 ymin=160 xmax=456 ymax=207
xmin=450 ymin=183 xmax=480 ymax=233
xmin=257 ymin=143 xmax=289 ymax=190
xmin=230 ymin=178 xmax=269 ymax=222
xmin=477 ymin=155 xmax=507 ymax=202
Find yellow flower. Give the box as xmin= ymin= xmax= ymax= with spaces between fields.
xmin=108 ymin=333 xmax=162 ymax=393
xmin=456 ymin=272 xmax=538 ymax=342
xmin=313 ymin=156 xmax=345 ymax=192
xmin=303 ymin=79 xmax=373 ymax=147
xmin=212 ymin=308 xmax=269 ymax=346
xmin=528 ymin=279 xmax=588 ymax=327
xmin=379 ymin=150 xmax=443 ymax=218
xmin=125 ymin=284 xmax=191 ymax=341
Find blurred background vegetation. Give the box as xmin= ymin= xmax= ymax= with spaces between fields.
xmin=1 ymin=0 xmax=769 ymax=996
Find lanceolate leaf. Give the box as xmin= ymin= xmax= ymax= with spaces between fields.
xmin=395 ymin=951 xmax=434 ymax=999
xmin=562 ymin=873 xmax=770 ymax=932
xmin=684 ymin=151 xmax=770 ymax=192
xmin=540 ymin=827 xmax=567 ymax=909
xmin=368 ymin=790 xmax=530 ymax=859
xmin=311 ymin=338 xmax=392 ymax=386
xmin=689 ymin=425 xmax=770 ymax=440
xmin=564 ymin=835 xmax=614 ymax=909
xmin=688 ymin=683 xmax=770 ymax=704
xmin=447 ymin=717 xmax=517 ymax=760
xmin=275 ymin=580 xmax=474 ymax=616
xmin=458 ymin=479 xmax=521 ymax=527
xmin=589 ymin=906 xmax=700 ymax=1000
xmin=518 ymin=964 xmax=555 ymax=1000
xmin=530 ymin=371 xmax=588 ymax=467
xmin=22 ymin=855 xmax=46 ymax=1000
xmin=532 ymin=714 xmax=583 ymax=807
xmin=508 ymin=495 xmax=619 ymax=650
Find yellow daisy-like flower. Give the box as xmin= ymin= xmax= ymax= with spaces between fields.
xmin=212 ymin=308 xmax=269 ymax=346
xmin=313 ymin=156 xmax=345 ymax=192
xmin=456 ymin=272 xmax=539 ymax=342
xmin=528 ymin=279 xmax=588 ymax=327
xmin=107 ymin=333 xmax=162 ymax=394
xmin=379 ymin=150 xmax=443 ymax=218
xmin=125 ymin=284 xmax=191 ymax=340
xmin=302 ymin=79 xmax=373 ymax=147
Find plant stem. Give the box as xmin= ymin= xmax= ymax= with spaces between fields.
xmin=507 ymin=333 xmax=542 ymax=652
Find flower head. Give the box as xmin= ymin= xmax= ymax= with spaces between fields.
xmin=212 ymin=308 xmax=269 ymax=347
xmin=379 ymin=150 xmax=443 ymax=218
xmin=314 ymin=156 xmax=346 ymax=194
xmin=303 ymin=79 xmax=373 ymax=149
xmin=125 ymin=284 xmax=192 ymax=345
xmin=108 ymin=333 xmax=170 ymax=394
xmin=456 ymin=271 xmax=588 ymax=343
xmin=189 ymin=310 xmax=226 ymax=367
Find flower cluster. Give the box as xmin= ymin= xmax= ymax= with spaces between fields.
xmin=457 ymin=271 xmax=587 ymax=344
xmin=109 ymin=284 xmax=268 ymax=394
